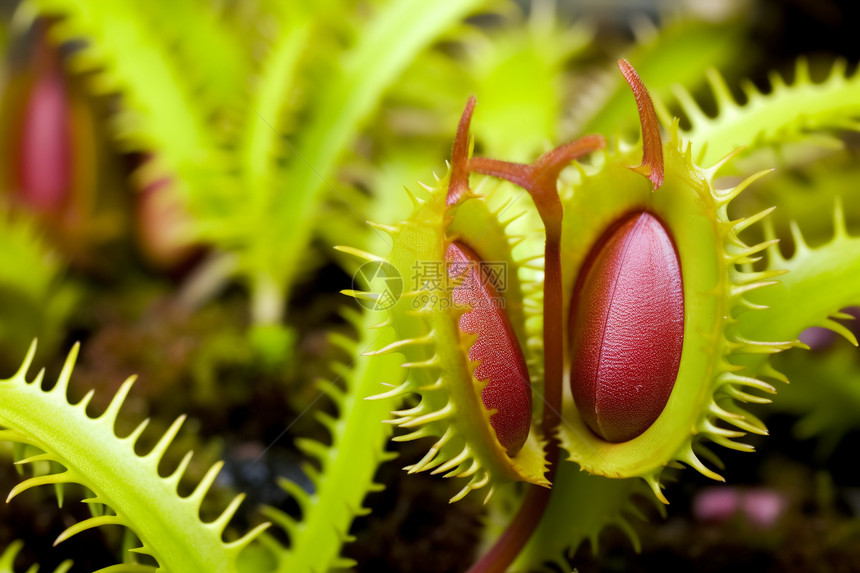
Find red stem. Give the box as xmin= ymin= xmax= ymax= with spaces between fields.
xmin=466 ymin=446 xmax=559 ymax=573
xmin=466 ymin=232 xmax=564 ymax=573
xmin=541 ymin=232 xmax=563 ymax=434
xmin=466 ymin=135 xmax=603 ymax=573
xmin=458 ymin=63 xmax=659 ymax=572
xmin=445 ymin=98 xmax=604 ymax=573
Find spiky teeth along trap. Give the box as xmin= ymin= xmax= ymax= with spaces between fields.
xmin=346 ymin=60 xmax=788 ymax=505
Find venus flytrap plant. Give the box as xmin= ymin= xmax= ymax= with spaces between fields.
xmin=347 ymin=53 xmax=860 ymax=571
xmin=336 ymin=94 xmax=602 ymax=571
xmin=4 ymin=3 xmax=860 ymax=571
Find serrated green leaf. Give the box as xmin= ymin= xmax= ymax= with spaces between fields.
xmin=0 ymin=343 xmax=268 ymax=572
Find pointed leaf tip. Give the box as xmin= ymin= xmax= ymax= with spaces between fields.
xmin=15 ymin=340 xmax=39 ymax=380
xmin=447 ymin=96 xmax=476 ymax=207
xmin=618 ymin=59 xmax=664 ymax=190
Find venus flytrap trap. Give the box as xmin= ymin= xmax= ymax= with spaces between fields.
xmin=554 ymin=64 xmax=790 ymax=502
xmin=343 ymin=54 xmax=859 ymax=572
xmin=339 ymin=98 xmax=556 ymax=502
xmin=8 ymin=25 xmax=73 ymax=217
xmin=568 ymin=209 xmax=684 ymax=444
xmin=0 ymin=19 xmax=107 ymax=261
